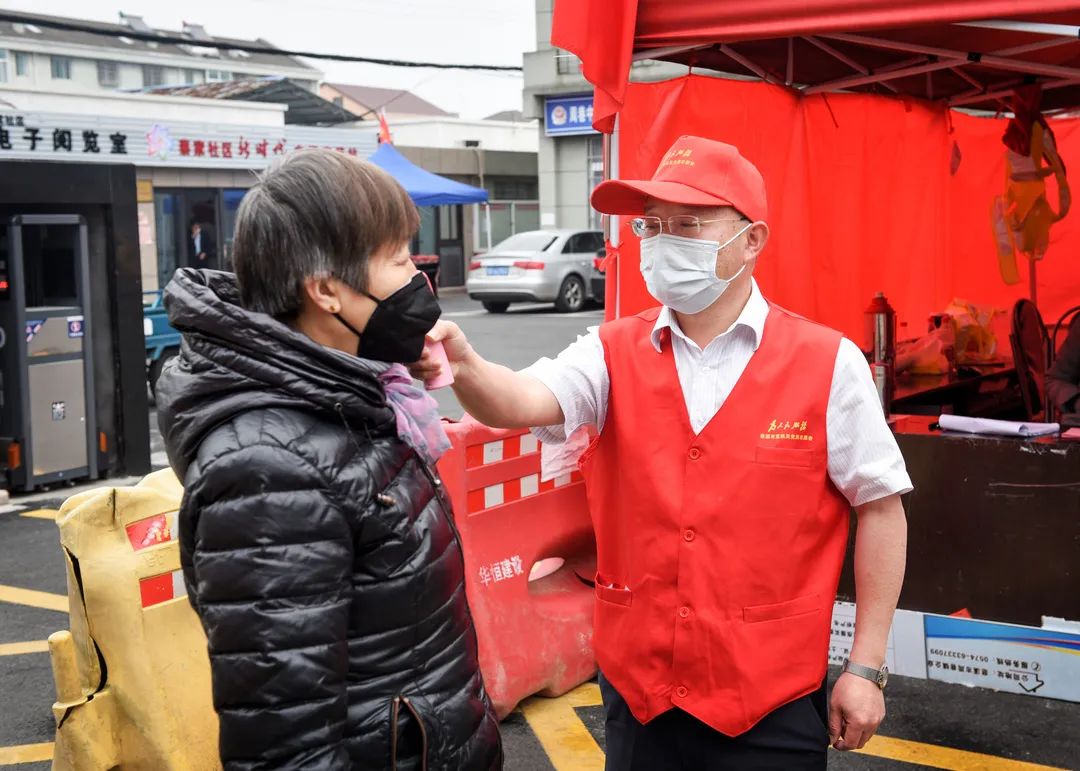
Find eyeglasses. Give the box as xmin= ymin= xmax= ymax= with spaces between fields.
xmin=629 ymin=215 xmax=747 ymax=239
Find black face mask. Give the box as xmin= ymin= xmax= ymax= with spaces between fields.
xmin=335 ymin=273 xmax=441 ymax=363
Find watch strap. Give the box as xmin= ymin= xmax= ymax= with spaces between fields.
xmin=842 ymin=659 xmax=886 ymax=689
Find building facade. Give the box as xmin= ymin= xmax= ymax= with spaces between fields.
xmin=320 ymin=83 xmax=455 ymax=122
xmin=0 ymin=11 xmax=319 ymax=96
xmin=388 ymin=117 xmax=540 ymax=283
xmin=521 ymin=0 xmax=688 ymax=230
xmin=0 ymin=88 xmax=376 ymax=293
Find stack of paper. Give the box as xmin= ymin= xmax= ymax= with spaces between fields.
xmin=938 ymin=414 xmax=1060 ymax=437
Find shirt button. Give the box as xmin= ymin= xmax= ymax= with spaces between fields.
xmin=675 ymin=686 xmax=689 ymax=698
xmin=678 ymin=606 xmax=691 ymax=619
xmin=688 ymin=447 xmax=702 ymax=460
xmin=683 ymin=529 xmax=695 ymax=542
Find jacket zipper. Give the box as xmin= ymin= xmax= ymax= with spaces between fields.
xmin=402 ymin=696 xmax=429 ymax=771
xmin=418 ymin=457 xmax=503 ymax=759
xmin=390 ymin=696 xmax=402 ymax=771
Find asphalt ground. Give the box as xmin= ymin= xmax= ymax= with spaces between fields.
xmin=0 ymin=291 xmax=1077 ymax=769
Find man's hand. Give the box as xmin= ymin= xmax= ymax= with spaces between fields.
xmin=828 ymin=672 xmax=885 ymax=751
xmin=410 ymin=320 xmax=473 ymax=383
xmin=409 ymin=319 xmax=562 ymax=429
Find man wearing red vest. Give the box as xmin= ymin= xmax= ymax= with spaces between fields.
xmin=415 ymin=136 xmax=910 ymax=770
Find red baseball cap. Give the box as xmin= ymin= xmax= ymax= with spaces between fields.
xmin=591 ymin=136 xmax=768 ymax=222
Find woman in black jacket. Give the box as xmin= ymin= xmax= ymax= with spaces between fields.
xmin=156 ymin=149 xmax=502 ymax=770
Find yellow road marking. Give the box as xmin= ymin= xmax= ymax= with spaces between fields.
xmin=0 ymin=584 xmax=68 ymax=613
xmin=524 ymin=682 xmax=1068 ymax=771
xmin=564 ymin=681 xmax=601 ymax=708
xmin=0 ymin=742 xmax=54 ymax=765
xmin=520 ymin=683 xmax=605 ymax=771
xmin=0 ymin=640 xmax=49 ymax=656
xmin=855 ymin=734 xmax=1068 ymax=770
xmin=19 ymin=509 xmax=58 ymax=521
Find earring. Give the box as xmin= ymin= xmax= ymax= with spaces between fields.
xmin=330 ymin=306 xmax=339 ymax=313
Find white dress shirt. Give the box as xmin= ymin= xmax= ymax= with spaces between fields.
xmin=524 ymin=279 xmax=912 ymax=507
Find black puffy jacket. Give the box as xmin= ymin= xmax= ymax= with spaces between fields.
xmin=156 ymin=269 xmax=502 ymax=770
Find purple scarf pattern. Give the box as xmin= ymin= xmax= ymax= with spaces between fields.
xmin=377 ymin=364 xmax=451 ymax=465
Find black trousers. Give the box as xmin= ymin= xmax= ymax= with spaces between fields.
xmin=599 ymin=673 xmax=828 ymax=771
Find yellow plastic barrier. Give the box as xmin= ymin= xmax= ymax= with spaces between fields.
xmin=49 ymin=469 xmax=220 ymax=771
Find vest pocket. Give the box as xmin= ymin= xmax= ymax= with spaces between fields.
xmin=594 ymin=574 xmax=633 ymax=607
xmin=755 ymin=446 xmax=817 ymax=468
xmin=743 ymin=592 xmax=821 ymax=623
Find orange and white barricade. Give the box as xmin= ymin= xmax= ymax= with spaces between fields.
xmin=436 ymin=418 xmax=598 ymax=718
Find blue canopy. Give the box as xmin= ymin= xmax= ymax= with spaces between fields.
xmin=368 ymin=143 xmax=489 ymax=206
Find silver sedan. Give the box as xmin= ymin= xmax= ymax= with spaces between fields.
xmin=467 ymin=229 xmax=605 ymax=313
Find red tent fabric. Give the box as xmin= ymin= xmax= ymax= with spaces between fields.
xmin=552 ymin=0 xmax=1080 ymax=133
xmin=606 ymin=75 xmax=1080 ymax=340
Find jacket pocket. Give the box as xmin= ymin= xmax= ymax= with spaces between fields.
xmin=594 ymin=574 xmax=633 ymax=607
xmin=390 ymin=695 xmax=429 ymax=771
xmin=743 ymin=592 xmax=821 ymax=624
xmin=755 ymin=446 xmax=816 ymax=468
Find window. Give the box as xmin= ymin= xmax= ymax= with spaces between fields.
xmin=51 ymin=56 xmax=72 ymax=80
xmin=206 ymin=69 xmax=232 ymax=82
xmin=493 ymin=232 xmax=557 ymax=252
xmin=142 ymin=65 xmax=165 ymax=87
xmin=494 ymin=178 xmax=539 ymax=200
xmin=438 ymin=206 xmax=459 ymax=241
xmin=15 ymin=51 xmax=30 ymax=77
xmin=565 ymin=233 xmax=602 ymax=254
xmin=0 ymin=50 xmax=7 ymax=83
xmin=97 ymin=60 xmax=119 ymax=88
xmin=182 ymin=68 xmax=200 ymax=84
xmin=587 ymin=135 xmax=605 ymax=229
xmin=555 ymin=48 xmax=582 ymax=75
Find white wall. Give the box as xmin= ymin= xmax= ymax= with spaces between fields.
xmin=538 ymin=133 xmax=594 ymax=230
xmin=377 ymin=118 xmax=539 ymax=153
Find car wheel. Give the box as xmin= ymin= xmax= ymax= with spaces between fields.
xmin=148 ymin=346 xmax=179 ymax=397
xmin=483 ymin=301 xmax=510 ymax=314
xmin=555 ymin=275 xmax=587 ymax=313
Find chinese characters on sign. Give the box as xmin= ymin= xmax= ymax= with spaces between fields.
xmin=174 ymin=135 xmax=359 ymax=159
xmin=0 ymin=121 xmax=127 ymax=155
xmin=545 ymin=95 xmax=598 ymax=137
xmin=478 ymin=555 xmax=526 ymax=587
xmin=0 ymin=111 xmax=376 ymax=168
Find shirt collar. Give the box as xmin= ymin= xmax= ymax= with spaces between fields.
xmin=650 ymin=278 xmax=769 ymax=353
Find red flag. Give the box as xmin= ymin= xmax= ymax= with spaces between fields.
xmin=377 ymin=108 xmax=393 ymax=144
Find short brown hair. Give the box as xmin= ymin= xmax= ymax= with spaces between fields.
xmin=233 ymin=148 xmax=419 ymax=318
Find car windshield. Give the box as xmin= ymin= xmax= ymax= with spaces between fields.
xmin=491 ymin=232 xmax=558 ymax=253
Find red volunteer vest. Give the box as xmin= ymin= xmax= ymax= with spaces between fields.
xmin=582 ymin=304 xmax=851 ymax=736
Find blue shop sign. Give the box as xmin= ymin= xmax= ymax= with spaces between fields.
xmin=545 ymin=95 xmax=598 ymax=137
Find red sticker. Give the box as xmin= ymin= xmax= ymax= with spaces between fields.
xmin=126 ymin=514 xmax=172 ymax=551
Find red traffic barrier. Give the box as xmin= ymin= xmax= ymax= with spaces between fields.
xmin=436 ymin=418 xmax=597 ymax=718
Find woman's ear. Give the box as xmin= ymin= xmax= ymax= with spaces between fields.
xmin=302 ymin=276 xmax=343 ymax=315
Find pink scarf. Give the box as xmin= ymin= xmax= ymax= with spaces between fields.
xmin=377 ymin=364 xmax=451 ymax=466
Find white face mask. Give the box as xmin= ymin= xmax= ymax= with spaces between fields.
xmin=639 ymin=222 xmax=754 ymax=314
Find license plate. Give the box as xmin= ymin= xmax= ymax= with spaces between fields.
xmin=487 ymin=266 xmax=509 ymax=277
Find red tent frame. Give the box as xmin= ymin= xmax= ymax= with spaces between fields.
xmin=552 ymin=0 xmax=1080 ymax=318
xmin=554 ymin=1 xmax=1080 ymax=133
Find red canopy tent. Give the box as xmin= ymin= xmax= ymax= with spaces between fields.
xmin=552 ymin=1 xmax=1080 ymax=338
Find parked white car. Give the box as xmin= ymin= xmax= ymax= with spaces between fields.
xmin=466 ymin=229 xmax=605 ymax=313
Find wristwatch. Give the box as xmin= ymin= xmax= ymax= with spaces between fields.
xmin=842 ymin=658 xmax=889 ymax=690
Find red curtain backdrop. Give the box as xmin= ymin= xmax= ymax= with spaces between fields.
xmin=552 ymin=0 xmax=1080 ymax=133
xmin=609 ymin=75 xmax=1080 ymax=340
